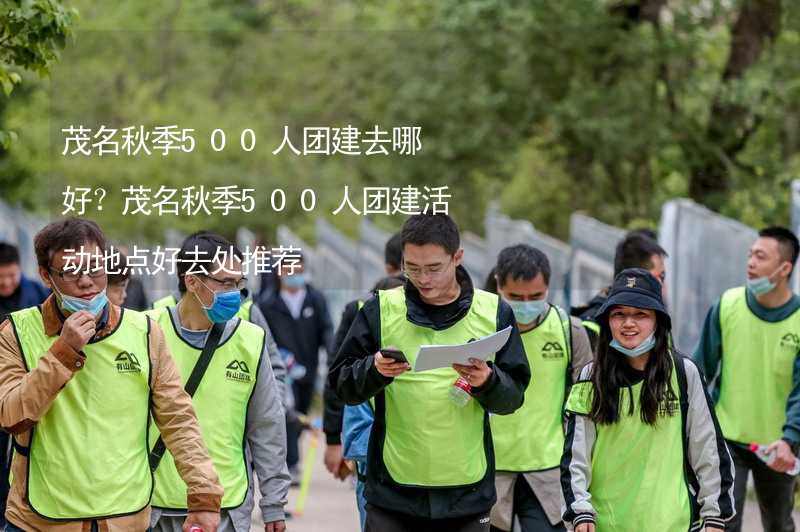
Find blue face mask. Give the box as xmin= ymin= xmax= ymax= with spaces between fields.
xmin=195 ymin=279 xmax=242 ymax=323
xmin=52 ymin=283 xmax=108 ymax=316
xmin=506 ymin=298 xmax=549 ymax=325
xmin=611 ymin=332 xmax=656 ymax=358
xmin=282 ymin=273 xmax=306 ymax=289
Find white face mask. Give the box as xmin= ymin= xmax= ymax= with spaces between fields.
xmin=746 ymin=265 xmax=785 ymax=296
xmin=610 ymin=332 xmax=656 ymax=358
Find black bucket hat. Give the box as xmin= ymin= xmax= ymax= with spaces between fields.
xmin=596 ymin=267 xmax=671 ymax=329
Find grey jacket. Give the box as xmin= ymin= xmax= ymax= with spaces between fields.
xmin=151 ymin=306 xmax=290 ymax=531
xmin=560 ymin=357 xmax=735 ymax=530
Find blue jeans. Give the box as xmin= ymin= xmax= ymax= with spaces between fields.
xmin=355 ymin=461 xmax=367 ymax=532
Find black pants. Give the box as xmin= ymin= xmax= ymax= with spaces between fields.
xmin=490 ymin=477 xmax=565 ymax=532
xmin=365 ymin=503 xmax=490 ymax=532
xmin=728 ymin=443 xmax=796 ymax=532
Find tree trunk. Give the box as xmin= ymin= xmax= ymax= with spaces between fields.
xmin=688 ymin=0 xmax=781 ymax=206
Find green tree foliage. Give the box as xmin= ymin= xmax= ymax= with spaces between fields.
xmin=1 ymin=0 xmax=798 ymax=242
xmin=0 ymin=0 xmax=75 ymax=142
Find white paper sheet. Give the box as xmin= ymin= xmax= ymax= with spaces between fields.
xmin=413 ymin=326 xmax=513 ymax=372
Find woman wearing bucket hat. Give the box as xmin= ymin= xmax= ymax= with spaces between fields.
xmin=560 ymin=268 xmax=735 ymax=531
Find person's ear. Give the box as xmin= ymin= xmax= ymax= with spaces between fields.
xmin=38 ymin=266 xmax=52 ymax=289
xmin=453 ymin=248 xmax=464 ymax=266
xmin=184 ymin=274 xmax=198 ymax=293
xmin=782 ymin=261 xmax=794 ymax=278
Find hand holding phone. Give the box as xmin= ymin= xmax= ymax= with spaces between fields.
xmin=374 ymin=347 xmax=410 ymax=377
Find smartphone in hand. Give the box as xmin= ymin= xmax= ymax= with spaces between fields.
xmin=380 ymin=348 xmax=409 ymax=365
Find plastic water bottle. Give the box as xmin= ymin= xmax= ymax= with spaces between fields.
xmin=750 ymin=443 xmax=800 ymax=475
xmin=449 ymin=376 xmax=472 ymax=407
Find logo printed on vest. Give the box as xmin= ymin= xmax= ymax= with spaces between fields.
xmin=115 ymin=351 xmax=141 ymax=373
xmin=226 ymin=360 xmax=251 ymax=383
xmin=780 ymin=332 xmax=800 ymax=350
xmin=541 ymin=341 xmax=565 ymax=359
xmin=657 ymin=388 xmax=680 ymax=417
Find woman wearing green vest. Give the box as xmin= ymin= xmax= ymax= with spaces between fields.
xmin=561 ymin=268 xmax=735 ymax=531
xmin=488 ymin=244 xmax=593 ymax=532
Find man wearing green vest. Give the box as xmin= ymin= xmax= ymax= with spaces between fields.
xmin=329 ymin=213 xmax=531 ymax=532
xmin=147 ymin=231 xmax=289 ymax=532
xmin=694 ymin=226 xmax=800 ymax=532
xmin=0 ymin=217 xmax=223 ymax=531
xmin=151 ymin=233 xmax=286 ymax=391
xmin=488 ymin=245 xmax=592 ymax=532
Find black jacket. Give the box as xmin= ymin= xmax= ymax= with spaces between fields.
xmin=570 ymin=287 xmax=608 ymax=351
xmin=257 ymin=284 xmax=333 ymax=385
xmin=323 ymin=299 xmax=361 ymax=444
xmin=327 ymin=266 xmax=530 ymax=519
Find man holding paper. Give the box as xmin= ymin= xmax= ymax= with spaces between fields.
xmin=328 ymin=213 xmax=530 ymax=532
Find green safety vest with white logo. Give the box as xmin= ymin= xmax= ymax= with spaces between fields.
xmin=491 ymin=305 xmax=571 ymax=471
xmin=564 ymin=359 xmax=691 ymax=531
xmin=9 ymin=306 xmax=152 ymax=520
xmin=378 ymin=286 xmax=498 ymax=487
xmin=716 ymin=286 xmax=800 ymax=444
xmin=147 ymin=308 xmax=264 ymax=509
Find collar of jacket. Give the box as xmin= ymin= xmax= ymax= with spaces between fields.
xmin=403 ymin=264 xmax=474 ymax=331
xmin=264 ymin=284 xmax=312 ymax=316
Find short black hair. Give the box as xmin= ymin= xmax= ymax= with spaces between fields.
xmin=384 ymin=232 xmax=402 ymax=271
xmin=627 ymin=227 xmax=658 ymax=241
xmin=107 ymin=251 xmax=130 ymax=285
xmin=0 ymin=243 xmax=20 ymax=266
xmin=372 ymin=274 xmax=405 ymax=292
xmin=34 ymin=218 xmax=106 ymax=269
xmin=613 ymin=233 xmax=666 ymax=276
xmin=177 ymin=231 xmax=243 ymax=293
xmin=483 ymin=266 xmax=498 ymax=294
xmin=401 ymin=214 xmax=460 ymax=256
xmin=759 ymin=226 xmax=800 ymax=271
xmin=495 ymin=244 xmax=551 ymax=287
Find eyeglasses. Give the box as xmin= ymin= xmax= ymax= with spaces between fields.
xmin=49 ymin=267 xmax=105 ymax=283
xmin=203 ymin=274 xmax=248 ymax=292
xmin=402 ymin=258 xmax=453 ymax=280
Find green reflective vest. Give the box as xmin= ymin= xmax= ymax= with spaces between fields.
xmin=565 ymin=359 xmax=691 ymax=531
xmin=237 ymin=299 xmax=253 ymax=322
xmin=491 ymin=305 xmax=571 ymax=471
xmin=716 ymin=286 xmax=800 ymax=444
xmin=10 ymin=306 xmax=153 ymax=520
xmin=378 ymin=286 xmax=498 ymax=487
xmin=147 ymin=308 xmax=264 ymax=510
xmin=582 ymin=319 xmax=600 ymax=336
xmin=152 ymin=294 xmax=178 ymax=310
